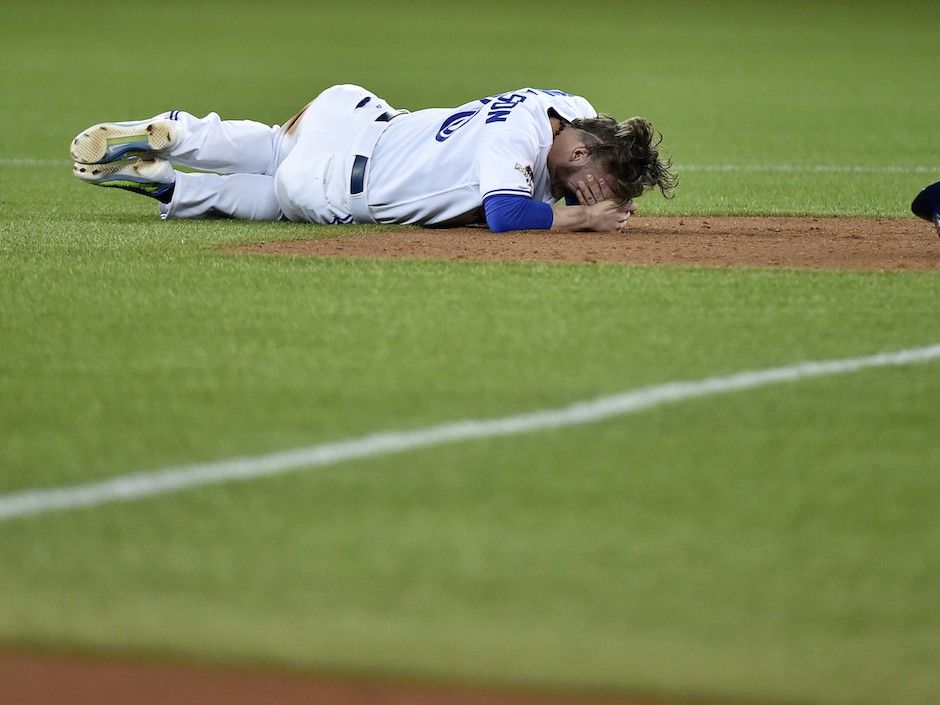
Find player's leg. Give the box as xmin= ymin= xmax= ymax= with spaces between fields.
xmin=165 ymin=111 xmax=292 ymax=175
xmin=70 ymin=84 xmax=398 ymax=175
xmin=71 ymin=110 xmax=291 ymax=175
xmin=74 ymin=158 xmax=281 ymax=220
xmin=164 ymin=172 xmax=280 ymax=220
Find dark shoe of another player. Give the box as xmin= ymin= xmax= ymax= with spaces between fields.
xmin=910 ymin=180 xmax=940 ymax=238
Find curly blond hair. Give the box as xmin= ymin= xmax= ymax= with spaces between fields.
xmin=570 ymin=115 xmax=677 ymax=203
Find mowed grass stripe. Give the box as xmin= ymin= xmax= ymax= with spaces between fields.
xmin=3 ymin=342 xmax=938 ymax=522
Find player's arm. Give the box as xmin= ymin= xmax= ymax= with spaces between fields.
xmin=484 ymin=194 xmax=633 ymax=233
xmin=485 ymin=173 xmax=634 ymax=233
xmin=483 ymin=194 xmax=553 ymax=232
xmin=479 ymin=129 xmax=632 ymax=232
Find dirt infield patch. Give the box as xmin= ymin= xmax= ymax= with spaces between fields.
xmin=233 ymin=217 xmax=939 ymax=270
xmin=0 ymin=652 xmax=697 ymax=705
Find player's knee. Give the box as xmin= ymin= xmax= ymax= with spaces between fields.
xmin=314 ymin=84 xmax=391 ymax=116
xmin=318 ymin=84 xmax=370 ymax=104
xmin=273 ymin=163 xmax=305 ymax=221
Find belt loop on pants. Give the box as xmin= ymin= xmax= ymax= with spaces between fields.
xmin=347 ymin=112 xmax=400 ymax=223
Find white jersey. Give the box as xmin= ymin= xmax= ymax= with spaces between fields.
xmin=366 ymin=89 xmax=597 ymax=226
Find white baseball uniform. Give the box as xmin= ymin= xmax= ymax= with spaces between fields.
xmin=159 ymin=85 xmax=597 ymax=225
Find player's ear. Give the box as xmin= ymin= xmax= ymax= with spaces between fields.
xmin=570 ymin=145 xmax=591 ymax=163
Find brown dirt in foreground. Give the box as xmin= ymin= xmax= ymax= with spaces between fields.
xmin=231 ymin=217 xmax=939 ymax=270
xmin=0 ymin=652 xmax=701 ymax=705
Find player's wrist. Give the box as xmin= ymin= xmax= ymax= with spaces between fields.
xmin=582 ymin=203 xmax=603 ymax=231
xmin=550 ymin=204 xmax=595 ymax=232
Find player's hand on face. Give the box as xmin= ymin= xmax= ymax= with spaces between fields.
xmin=575 ymin=173 xmax=615 ymax=206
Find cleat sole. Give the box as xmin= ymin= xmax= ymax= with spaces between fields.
xmin=73 ymin=158 xmax=137 ymax=181
xmin=72 ymin=157 xmax=176 ymax=201
xmin=70 ymin=120 xmax=178 ymax=164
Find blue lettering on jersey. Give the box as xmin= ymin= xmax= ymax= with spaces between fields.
xmin=435 ymin=110 xmax=479 ymax=142
xmin=435 ymin=89 xmax=576 ymax=141
xmin=484 ymin=93 xmax=528 ymax=123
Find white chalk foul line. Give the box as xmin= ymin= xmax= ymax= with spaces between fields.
xmin=2 ymin=343 xmax=940 ymax=522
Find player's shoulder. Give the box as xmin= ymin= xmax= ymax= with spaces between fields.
xmin=475 ymin=88 xmax=595 ymax=132
xmin=510 ymin=88 xmax=597 ymax=120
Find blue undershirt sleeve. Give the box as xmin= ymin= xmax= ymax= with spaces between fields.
xmin=483 ymin=194 xmax=555 ymax=233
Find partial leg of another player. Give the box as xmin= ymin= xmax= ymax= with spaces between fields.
xmin=911 ymin=181 xmax=940 ymax=238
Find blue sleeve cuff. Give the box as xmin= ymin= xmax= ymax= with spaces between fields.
xmin=483 ymin=194 xmax=554 ymax=233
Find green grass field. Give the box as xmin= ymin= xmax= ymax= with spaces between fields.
xmin=1 ymin=2 xmax=939 ymax=704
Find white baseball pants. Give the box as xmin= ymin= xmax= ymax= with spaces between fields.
xmin=158 ymin=85 xmax=399 ymax=222
xmin=159 ymin=109 xmax=296 ymax=220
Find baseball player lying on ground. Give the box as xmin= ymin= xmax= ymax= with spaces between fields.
xmin=71 ymin=84 xmax=677 ymax=233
